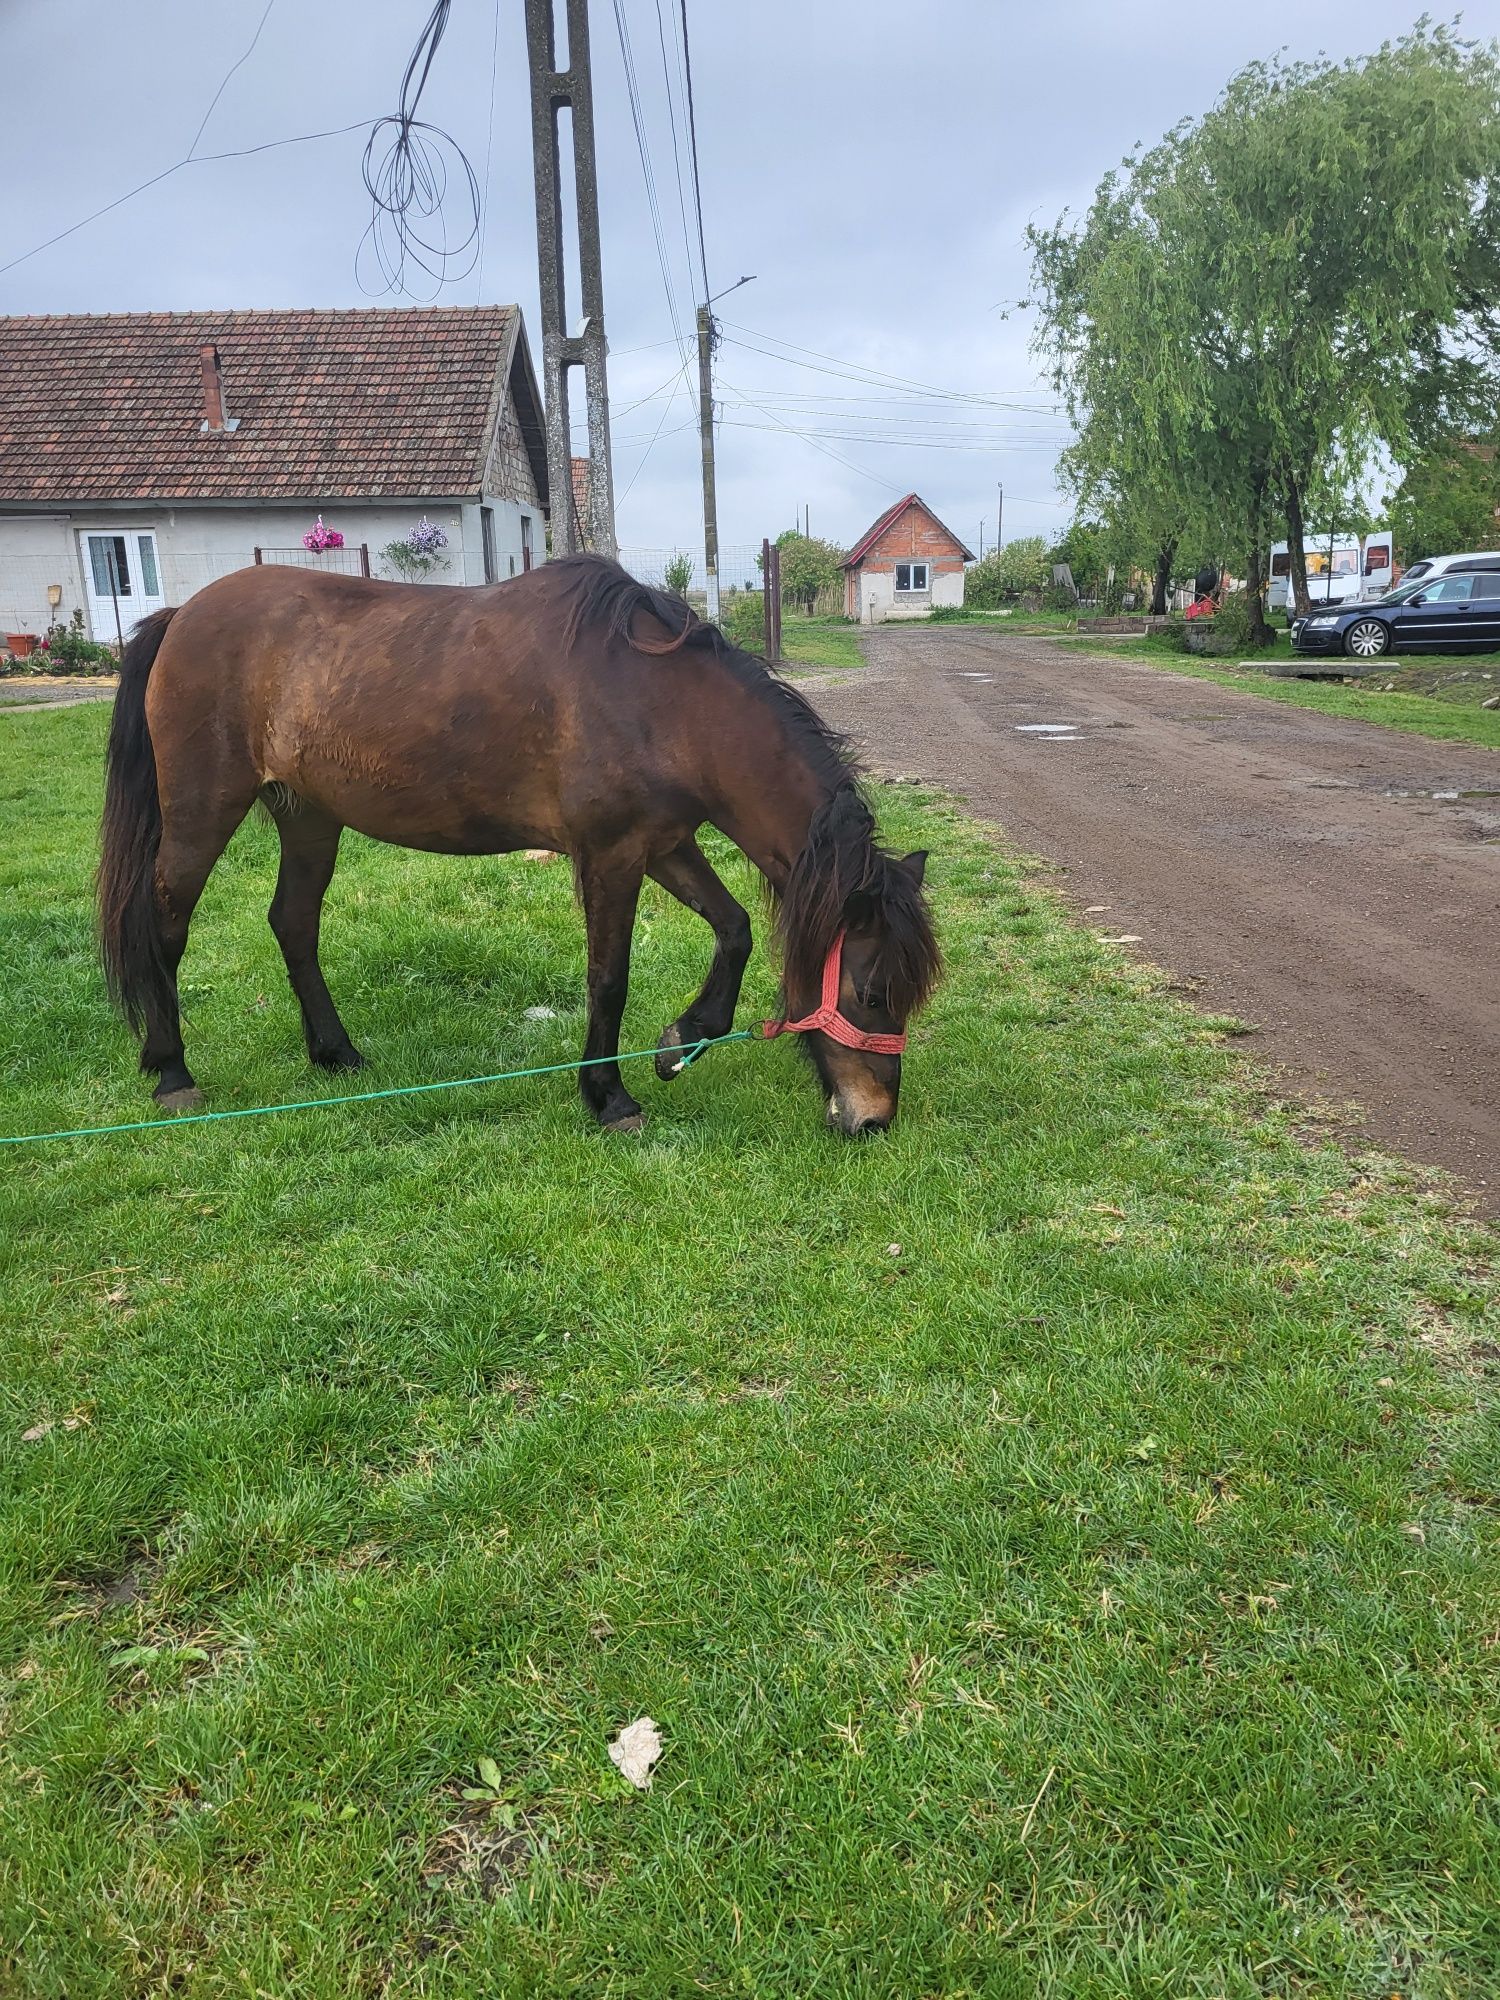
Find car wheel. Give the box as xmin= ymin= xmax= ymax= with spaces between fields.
xmin=1345 ymin=619 xmax=1390 ymax=659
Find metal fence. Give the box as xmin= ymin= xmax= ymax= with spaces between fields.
xmin=3 ymin=540 xmax=833 ymax=650
xmin=0 ymin=544 xmax=489 ymax=643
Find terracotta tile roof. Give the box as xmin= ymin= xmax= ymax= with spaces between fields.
xmin=0 ymin=306 xmax=546 ymax=505
xmin=842 ymin=491 xmax=976 ymax=567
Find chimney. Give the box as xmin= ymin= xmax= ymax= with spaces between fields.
xmin=198 ymin=343 xmax=238 ymax=433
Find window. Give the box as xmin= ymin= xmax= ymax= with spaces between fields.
xmin=894 ymin=561 xmax=929 ymax=593
xmin=1270 ymin=551 xmax=1291 ymax=577
xmin=1416 ymin=576 xmax=1470 ymax=602
xmin=481 ymin=506 xmax=497 ymax=584
xmin=1363 ymin=544 xmax=1391 ymax=575
xmin=521 ymin=515 xmax=533 ymax=572
xmin=1470 ymin=574 xmax=1500 ymax=599
xmin=89 ymin=534 xmax=132 ymax=597
xmin=136 ymin=535 xmax=159 ymax=596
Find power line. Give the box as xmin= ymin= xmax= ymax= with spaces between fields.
xmin=185 ymin=0 xmax=276 ymax=160
xmin=358 ymin=0 xmax=482 ymax=296
xmin=0 ymin=120 xmax=376 ymax=281
xmin=720 ymin=323 xmax=1053 ymax=411
xmin=715 ymin=373 xmax=890 ymax=489
xmin=719 ymin=420 xmax=1063 ymax=455
xmin=610 ymin=0 xmax=690 ymax=363
xmin=475 ymin=0 xmax=502 ymax=302
xmin=653 ymin=0 xmax=698 ymax=311
xmin=617 ymin=364 xmax=694 ymax=503
xmin=678 ymin=0 xmax=711 ymax=302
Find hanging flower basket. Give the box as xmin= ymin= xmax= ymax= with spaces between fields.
xmin=302 ymin=515 xmax=345 ymax=553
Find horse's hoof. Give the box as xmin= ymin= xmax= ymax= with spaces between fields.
xmin=602 ymin=1111 xmax=646 ymax=1135
xmin=655 ymin=1024 xmax=684 ymax=1082
xmin=313 ymin=1043 xmax=366 ymax=1072
xmin=155 ymin=1086 xmax=205 ymax=1114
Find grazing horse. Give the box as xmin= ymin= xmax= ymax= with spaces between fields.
xmin=98 ymin=557 xmax=940 ymax=1135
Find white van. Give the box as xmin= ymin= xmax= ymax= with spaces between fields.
xmin=1267 ymin=531 xmax=1394 ymax=611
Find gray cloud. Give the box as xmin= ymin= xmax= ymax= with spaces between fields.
xmin=1 ymin=0 xmax=1447 ymax=560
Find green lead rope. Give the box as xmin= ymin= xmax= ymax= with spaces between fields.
xmin=0 ymin=1030 xmax=757 ymax=1149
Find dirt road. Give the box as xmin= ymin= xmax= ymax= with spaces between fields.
xmin=813 ymin=628 xmax=1500 ymax=1211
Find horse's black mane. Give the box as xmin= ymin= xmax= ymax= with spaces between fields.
xmin=557 ymin=554 xmax=856 ymax=797
xmin=558 ymin=555 xmax=939 ymax=1015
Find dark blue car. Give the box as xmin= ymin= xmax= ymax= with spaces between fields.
xmin=1290 ymin=558 xmax=1500 ymax=660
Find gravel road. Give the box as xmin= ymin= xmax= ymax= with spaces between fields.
xmin=812 ymin=627 xmax=1500 ymax=1211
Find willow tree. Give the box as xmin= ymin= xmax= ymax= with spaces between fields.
xmin=1187 ymin=26 xmax=1500 ymax=614
xmin=1028 ymin=173 xmax=1218 ymax=617
xmin=1029 ymin=23 xmax=1500 ymax=624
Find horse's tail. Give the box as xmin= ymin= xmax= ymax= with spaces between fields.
xmin=98 ymin=607 xmax=178 ymax=1035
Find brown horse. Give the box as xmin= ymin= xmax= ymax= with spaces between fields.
xmin=98 ymin=557 xmax=939 ymax=1135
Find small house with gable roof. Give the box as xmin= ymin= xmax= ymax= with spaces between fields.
xmin=0 ymin=305 xmax=548 ymax=646
xmin=841 ymin=492 xmax=974 ymax=623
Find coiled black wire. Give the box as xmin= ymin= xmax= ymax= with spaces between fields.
xmin=357 ymin=0 xmax=482 ymax=297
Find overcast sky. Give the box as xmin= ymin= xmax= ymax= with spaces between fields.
xmin=0 ymin=0 xmax=1472 ymax=565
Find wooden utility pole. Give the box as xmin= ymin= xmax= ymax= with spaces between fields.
xmin=524 ymin=0 xmax=616 ymax=558
xmin=697 ymin=305 xmax=720 ymax=620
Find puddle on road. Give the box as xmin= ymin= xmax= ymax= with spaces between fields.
xmin=956 ymin=672 xmax=994 ymax=682
xmin=1015 ymin=723 xmax=1081 ymax=738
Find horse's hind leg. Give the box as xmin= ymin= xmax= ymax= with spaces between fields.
xmin=266 ymin=800 xmax=363 ymax=1071
xmin=648 ymin=838 xmax=753 ymax=1081
xmin=145 ymin=798 xmax=254 ymax=1108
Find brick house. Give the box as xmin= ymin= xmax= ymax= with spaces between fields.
xmin=841 ymin=492 xmax=974 ymax=623
xmin=0 ymin=305 xmax=549 ymax=645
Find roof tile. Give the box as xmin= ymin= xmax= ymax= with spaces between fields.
xmin=0 ymin=305 xmax=529 ymax=504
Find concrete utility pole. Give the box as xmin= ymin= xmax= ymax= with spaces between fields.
xmin=996 ymin=482 xmax=1004 ymax=551
xmin=697 ymin=304 xmax=720 ymax=620
xmin=524 ymin=0 xmax=616 ymax=558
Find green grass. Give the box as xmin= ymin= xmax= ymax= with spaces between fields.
xmin=3 ymin=704 xmax=1498 ymax=1998
xmin=778 ymin=617 xmax=866 ymax=673
xmin=1058 ymin=632 xmax=1500 ymax=751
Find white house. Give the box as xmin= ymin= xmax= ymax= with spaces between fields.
xmin=841 ymin=493 xmax=974 ymax=623
xmin=0 ymin=305 xmax=550 ymax=645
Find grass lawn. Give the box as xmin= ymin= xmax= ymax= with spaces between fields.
xmin=3 ymin=703 xmax=1498 ymax=1998
xmin=778 ymin=617 xmax=866 ymax=673
xmin=1059 ymin=632 xmax=1500 ymax=753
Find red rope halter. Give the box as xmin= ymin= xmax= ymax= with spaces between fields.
xmin=761 ymin=932 xmax=907 ymax=1055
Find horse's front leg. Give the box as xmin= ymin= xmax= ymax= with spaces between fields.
xmin=648 ymin=838 xmax=753 ymax=1081
xmin=578 ymin=854 xmax=646 ymax=1133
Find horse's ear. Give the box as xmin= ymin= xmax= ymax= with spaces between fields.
xmin=899 ymin=850 xmax=929 ymax=887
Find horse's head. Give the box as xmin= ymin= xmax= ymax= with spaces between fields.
xmin=778 ymin=788 xmax=940 ymax=1136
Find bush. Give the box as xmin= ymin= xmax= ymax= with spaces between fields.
xmin=719 ymin=591 xmax=766 ymax=650
xmin=769 ymin=532 xmax=846 ymax=616
xmin=663 ymin=552 xmax=694 ymax=597
xmin=379 ymin=517 xmax=449 ymax=581
xmin=1211 ymin=589 xmax=1257 ymax=647
xmin=1042 ymin=583 xmax=1080 ymax=615
xmin=39 ymin=611 xmax=116 ymax=674
xmin=966 ymin=537 xmax=1051 ymax=608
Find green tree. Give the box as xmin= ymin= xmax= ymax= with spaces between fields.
xmin=1388 ymin=438 xmax=1500 ymax=562
xmin=663 ymin=552 xmax=695 ymax=597
xmin=1028 ymin=24 xmax=1500 ymax=631
xmin=771 ymin=531 xmax=846 ymax=616
xmin=966 ymin=537 xmax=1050 ymax=607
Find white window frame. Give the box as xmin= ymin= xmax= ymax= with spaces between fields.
xmin=894 ymin=561 xmax=930 ymax=594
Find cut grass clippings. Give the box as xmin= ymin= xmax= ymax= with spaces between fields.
xmin=1059 ymin=632 xmax=1500 ymax=752
xmin=2 ymin=702 xmax=1498 ymax=1998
